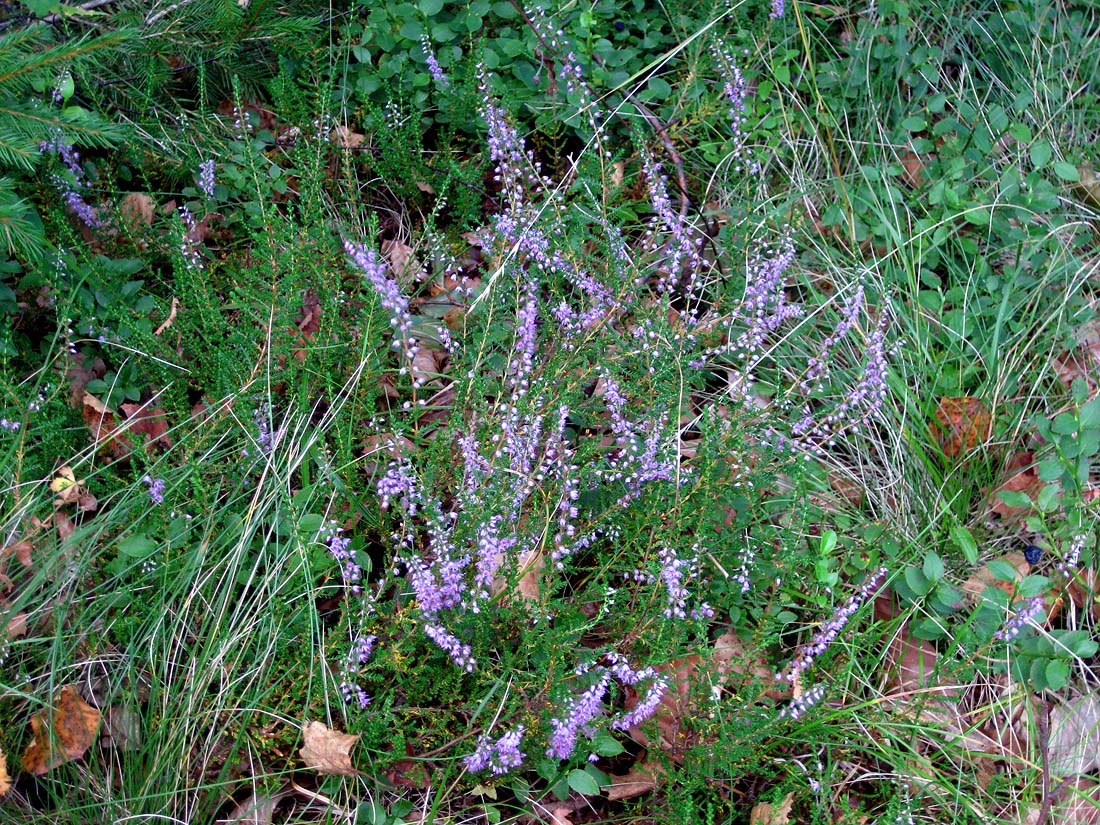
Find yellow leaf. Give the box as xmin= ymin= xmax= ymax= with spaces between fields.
xmin=49 ymin=466 xmax=78 ymax=493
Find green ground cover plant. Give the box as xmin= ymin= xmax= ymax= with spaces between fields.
xmin=2 ymin=0 xmax=1100 ymax=822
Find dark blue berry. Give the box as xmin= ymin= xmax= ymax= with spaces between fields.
xmin=1024 ymin=544 xmax=1043 ymax=565
xmin=614 ymin=21 xmax=626 ymax=31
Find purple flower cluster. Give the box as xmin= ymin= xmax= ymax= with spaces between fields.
xmin=1059 ymin=534 xmax=1087 ymax=578
xmin=466 ymin=726 xmax=526 ymax=774
xmin=596 ymin=373 xmax=677 ymax=506
xmin=325 ymin=526 xmax=363 ymax=594
xmin=421 ymin=36 xmax=450 ymax=88
xmin=344 ymin=239 xmax=419 ymax=370
xmin=1 ymin=418 xmax=21 ymax=432
xmin=779 ymin=682 xmax=825 ymax=720
xmin=197 ymin=159 xmax=215 ymax=200
xmin=178 ymin=206 xmax=203 ymax=271
xmin=546 ymin=653 xmax=667 ymax=759
xmin=783 ymin=567 xmax=887 ymax=682
xmin=340 ymin=635 xmax=376 ymax=709
xmin=142 ymin=475 xmax=166 ymax=505
xmin=658 ymin=545 xmax=715 ymax=621
xmin=790 ymin=308 xmax=893 ymax=452
xmin=39 ymin=135 xmax=103 ymax=228
xmin=770 ymin=0 xmax=785 ymax=18
xmin=802 ymin=285 xmax=865 ymax=394
xmin=638 ymin=147 xmax=704 ymax=296
xmin=527 ymin=6 xmax=607 ymax=148
xmin=995 ymin=597 xmax=1045 ymax=642
xmin=709 ymin=41 xmax=751 ymax=172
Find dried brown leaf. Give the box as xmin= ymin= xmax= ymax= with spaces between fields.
xmin=1049 ymin=693 xmax=1100 ymax=776
xmin=749 ymin=791 xmax=794 ymax=825
xmin=932 ymin=396 xmax=992 ymax=459
xmin=300 ymin=720 xmax=359 ymax=776
xmin=82 ymin=392 xmax=131 ymax=458
xmin=382 ymin=238 xmax=426 ymax=282
xmin=0 ymin=746 xmax=9 ymax=796
xmin=100 ymin=704 xmax=142 ymax=752
xmin=120 ymin=193 xmax=155 ymax=231
xmin=1052 ymin=776 xmax=1100 ymax=825
xmin=119 ymin=401 xmax=172 ymax=449
xmin=225 ymin=790 xmax=289 ymax=824
xmin=5 ymin=612 xmax=28 ymax=641
xmin=605 ymin=760 xmax=662 ymax=801
xmin=21 ymin=685 xmax=101 ymax=775
xmin=4 ymin=540 xmax=33 ymax=568
xmin=331 ymin=125 xmax=365 ymax=148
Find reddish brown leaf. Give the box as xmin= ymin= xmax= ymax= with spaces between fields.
xmin=0 ymin=746 xmax=10 ymax=796
xmin=21 ymin=685 xmax=101 ymax=775
xmin=82 ymin=392 xmax=131 ymax=458
xmin=119 ymin=401 xmax=172 ymax=449
xmin=931 ymin=396 xmax=992 ymax=459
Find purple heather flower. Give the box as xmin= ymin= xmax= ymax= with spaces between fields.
xmin=421 ymin=36 xmax=450 ymax=88
xmin=197 ymin=159 xmax=215 ymax=199
xmin=546 ymin=669 xmax=612 ymax=760
xmin=424 ymin=621 xmax=475 ymax=671
xmin=784 ymin=567 xmax=887 ymax=681
xmin=340 ymin=680 xmax=371 ymax=709
xmin=344 ymin=239 xmax=419 ymax=366
xmin=346 ymin=635 xmax=377 ymax=671
xmin=657 ymin=545 xmax=714 ymax=621
xmin=466 ymin=726 xmax=526 ymax=774
xmin=802 ymin=284 xmax=865 ymax=394
xmin=378 ymin=462 xmax=422 ymax=516
xmin=142 ymin=475 xmax=166 ymax=505
xmin=1059 ymin=534 xmax=1087 ymax=578
xmin=1 ymin=419 xmax=20 ymax=432
xmin=325 ymin=527 xmax=363 ymax=594
xmin=779 ymin=683 xmax=825 ymax=720
xmin=770 ymin=0 xmax=785 ymax=18
xmin=39 ymin=135 xmax=104 ymax=228
xmin=995 ymin=597 xmax=1045 ymax=642
xmin=710 ymin=41 xmax=752 ymax=171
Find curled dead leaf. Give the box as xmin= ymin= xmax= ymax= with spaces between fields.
xmin=300 ymin=720 xmax=359 ymax=777
xmin=3 ymin=540 xmax=33 ymax=568
xmin=21 ymin=685 xmax=101 ymax=775
xmin=5 ymin=612 xmax=28 ymax=641
xmin=82 ymin=392 xmax=131 ymax=458
xmin=0 ymin=746 xmax=9 ymax=796
xmin=331 ymin=125 xmax=365 ymax=149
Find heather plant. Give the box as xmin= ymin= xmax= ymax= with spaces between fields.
xmin=3 ymin=0 xmax=1100 ymax=822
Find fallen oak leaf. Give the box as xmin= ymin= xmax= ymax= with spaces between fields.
xmin=0 ymin=745 xmax=9 ymax=796
xmin=21 ymin=685 xmax=101 ymax=775
xmin=300 ymin=721 xmax=360 ymax=777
